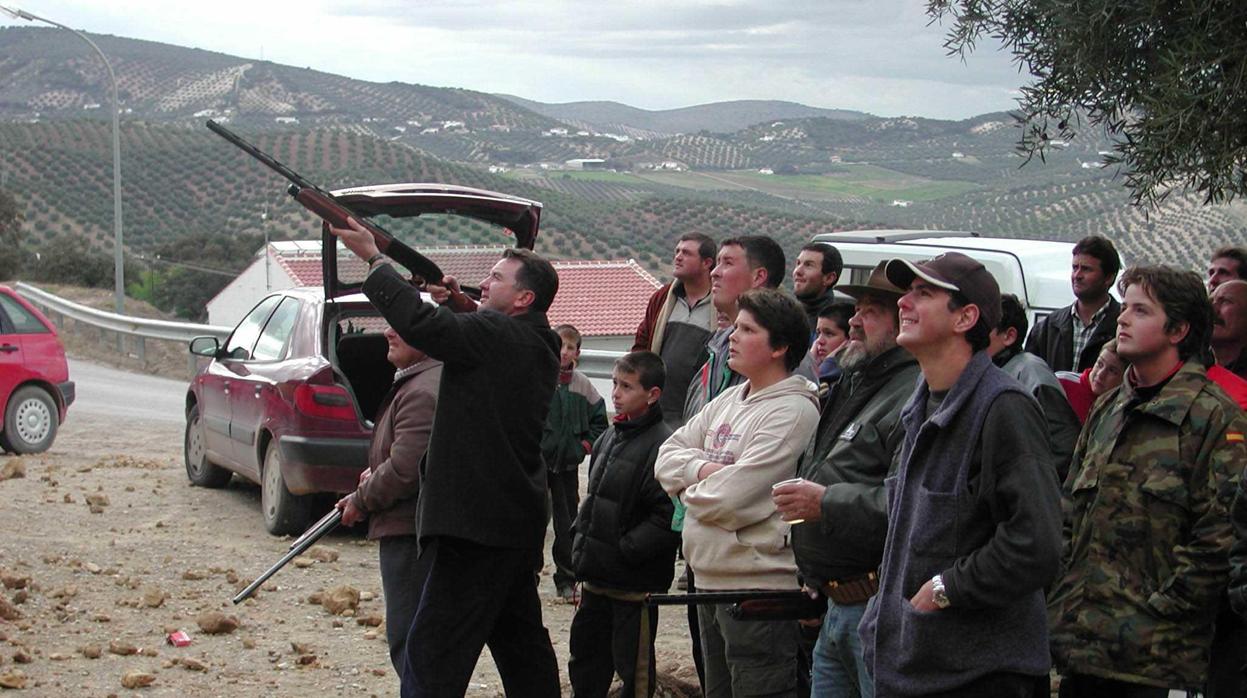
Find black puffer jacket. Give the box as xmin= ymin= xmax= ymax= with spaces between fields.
xmin=571 ymin=406 xmax=679 ymax=592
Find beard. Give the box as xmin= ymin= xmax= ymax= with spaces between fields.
xmin=839 ymin=340 xmax=870 ymax=372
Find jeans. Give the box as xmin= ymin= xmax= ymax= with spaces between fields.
xmin=811 ymin=598 xmax=873 ymax=698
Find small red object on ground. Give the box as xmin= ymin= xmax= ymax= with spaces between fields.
xmin=167 ymin=631 xmax=192 ymax=647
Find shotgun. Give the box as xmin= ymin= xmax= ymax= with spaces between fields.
xmin=232 ymin=508 xmax=342 ymax=604
xmin=205 ymin=119 xmax=446 ymax=285
xmin=646 ymin=590 xmax=826 ymax=621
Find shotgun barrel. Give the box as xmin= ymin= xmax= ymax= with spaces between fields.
xmin=232 ymin=509 xmax=342 ymax=604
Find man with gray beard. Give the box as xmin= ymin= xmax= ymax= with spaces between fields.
xmin=773 ymin=261 xmax=920 ymax=697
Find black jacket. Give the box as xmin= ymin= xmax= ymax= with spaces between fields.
xmin=793 ymin=346 xmax=920 ymax=584
xmin=571 ymin=406 xmax=679 ymax=592
xmin=1024 ymin=297 xmax=1120 ymax=373
xmin=363 ymin=263 xmax=560 ymax=551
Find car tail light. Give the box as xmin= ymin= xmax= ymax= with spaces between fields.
xmin=294 ymin=384 xmax=357 ymax=421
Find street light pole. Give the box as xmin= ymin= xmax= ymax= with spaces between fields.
xmin=1 ymin=5 xmax=125 ymax=315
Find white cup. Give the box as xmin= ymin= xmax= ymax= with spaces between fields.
xmin=772 ymin=478 xmax=805 ymax=524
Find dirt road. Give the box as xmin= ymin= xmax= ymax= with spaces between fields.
xmin=0 ymin=361 xmax=700 ymax=696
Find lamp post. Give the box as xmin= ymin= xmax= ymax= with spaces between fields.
xmin=1 ymin=4 xmax=125 ymax=315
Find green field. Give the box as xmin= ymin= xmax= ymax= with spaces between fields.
xmin=721 ymin=167 xmax=982 ymax=203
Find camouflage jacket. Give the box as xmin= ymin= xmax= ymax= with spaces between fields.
xmin=1048 ymin=361 xmax=1247 ymax=689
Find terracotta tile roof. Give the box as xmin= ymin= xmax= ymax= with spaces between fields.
xmin=266 ymin=243 xmax=661 ymax=337
xmin=547 ymin=260 xmax=661 ymax=337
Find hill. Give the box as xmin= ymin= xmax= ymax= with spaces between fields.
xmin=493 ymin=96 xmax=869 ymax=137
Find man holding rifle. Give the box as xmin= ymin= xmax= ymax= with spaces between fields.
xmin=334 ymin=326 xmax=441 ymax=679
xmin=329 ymin=218 xmax=562 ymax=698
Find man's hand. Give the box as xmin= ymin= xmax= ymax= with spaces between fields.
xmin=771 ymin=479 xmax=826 ymax=523
xmin=327 ymin=217 xmax=381 ymax=262
xmin=335 ymin=494 xmax=367 ymax=527
xmin=425 ymin=275 xmax=461 ymax=305
xmin=909 ymin=578 xmax=942 ymax=612
xmin=696 ymin=461 xmax=727 ymax=481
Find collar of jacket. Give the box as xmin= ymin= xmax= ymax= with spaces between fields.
xmin=861 ymin=345 xmax=917 ymax=380
xmin=394 ymin=357 xmax=442 ymax=383
xmin=991 ymin=342 xmax=1021 ymax=368
xmin=906 ymin=350 xmax=996 ymax=430
xmin=615 ymin=403 xmax=664 ymax=433
xmin=1112 ymin=360 xmax=1209 ymax=427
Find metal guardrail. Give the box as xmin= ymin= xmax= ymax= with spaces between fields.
xmin=15 ymin=281 xmax=628 ymax=378
xmin=15 ymin=282 xmax=232 ymax=372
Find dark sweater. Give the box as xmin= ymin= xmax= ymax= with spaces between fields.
xmin=571 ymin=406 xmax=679 ymax=592
xmin=860 ymin=351 xmax=1062 ymax=696
xmin=363 ymin=263 xmax=560 ymax=550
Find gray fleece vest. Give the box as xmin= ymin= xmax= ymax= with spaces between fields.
xmin=860 ymin=351 xmax=1050 ymax=696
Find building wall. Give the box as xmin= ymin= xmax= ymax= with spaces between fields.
xmin=205 ymin=253 xmax=297 ymax=327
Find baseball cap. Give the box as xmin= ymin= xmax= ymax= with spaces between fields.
xmin=885 ymin=252 xmax=1002 ymax=329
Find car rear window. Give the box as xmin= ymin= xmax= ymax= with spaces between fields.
xmin=0 ymin=294 xmax=50 ymax=334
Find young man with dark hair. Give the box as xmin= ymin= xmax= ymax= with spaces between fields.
xmin=1026 ymin=235 xmax=1122 ymax=372
xmin=860 ymin=252 xmax=1063 ymax=697
xmin=1209 ymin=246 xmax=1247 ymax=292
xmin=683 ymin=235 xmax=788 ymax=418
xmin=328 ymin=218 xmax=563 ymax=698
xmin=987 ymin=293 xmax=1082 ymax=481
xmin=542 ymin=324 xmax=608 ymax=601
xmin=775 ymin=261 xmax=919 ymax=697
xmin=657 ymin=287 xmax=820 ymax=698
xmin=1049 ymin=265 xmax=1247 ymax=697
xmin=568 ymin=350 xmax=679 ymax=698
xmin=634 ymin=233 xmax=718 ymax=429
xmin=793 ymin=241 xmax=844 ymax=333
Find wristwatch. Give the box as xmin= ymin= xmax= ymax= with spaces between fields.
xmin=931 ymin=574 xmax=950 ymax=609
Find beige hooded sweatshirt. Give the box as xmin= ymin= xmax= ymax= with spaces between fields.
xmin=655 ymin=374 xmax=819 ymax=591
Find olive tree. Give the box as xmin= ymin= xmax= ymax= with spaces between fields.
xmin=928 ymin=0 xmax=1247 ymax=205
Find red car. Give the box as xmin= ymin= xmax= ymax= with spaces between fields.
xmin=184 ymin=184 xmax=541 ymax=534
xmin=0 ymin=285 xmax=74 ymax=454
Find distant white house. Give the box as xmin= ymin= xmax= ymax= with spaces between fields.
xmin=565 ymin=158 xmax=607 ymax=170
xmin=891 ymin=200 xmax=912 ymax=207
xmin=758 ymin=168 xmax=774 ymax=175
xmin=952 ymin=151 xmax=965 ymax=159
xmin=275 ymin=116 xmax=299 ymax=124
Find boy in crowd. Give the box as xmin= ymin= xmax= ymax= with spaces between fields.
xmin=542 ymin=324 xmax=609 ymax=601
xmin=568 ymin=351 xmax=680 ymax=698
xmin=656 ymin=288 xmax=820 ymax=698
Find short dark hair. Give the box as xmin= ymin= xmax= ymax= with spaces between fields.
xmin=720 ymin=236 xmax=786 ymax=290
xmin=554 ymin=324 xmax=581 ymax=349
xmin=947 ymin=290 xmax=992 ymax=352
xmin=1072 ymin=235 xmax=1122 ymax=278
xmin=736 ymin=288 xmax=811 ymax=372
xmin=679 ymin=233 xmax=717 ymax=263
xmin=614 ymin=351 xmax=666 ymax=391
xmin=503 ymin=248 xmax=559 ymax=313
xmin=997 ymin=293 xmax=1029 ymax=339
xmin=818 ymin=301 xmax=856 ymax=336
xmin=1118 ymin=265 xmax=1212 ymax=361
xmin=1213 ymin=246 xmax=1247 ymax=278
xmin=801 ymin=242 xmax=843 ymax=279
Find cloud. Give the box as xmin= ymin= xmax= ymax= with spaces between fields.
xmin=0 ymin=0 xmax=1027 ymax=118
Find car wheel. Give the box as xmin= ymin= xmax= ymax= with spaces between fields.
xmin=261 ymin=440 xmax=314 ymax=536
xmin=1 ymin=386 xmax=58 ymax=454
xmin=184 ymin=405 xmax=231 ymax=488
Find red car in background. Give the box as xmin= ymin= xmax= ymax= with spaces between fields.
xmin=184 ymin=183 xmax=542 ymax=535
xmin=0 ymin=285 xmax=75 ymax=453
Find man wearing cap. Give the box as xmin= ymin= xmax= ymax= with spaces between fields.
xmin=773 ymin=261 xmax=919 ymax=697
xmin=859 ymin=252 xmax=1063 ymax=697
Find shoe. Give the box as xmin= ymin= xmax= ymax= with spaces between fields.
xmin=557 ymin=585 xmax=578 ymax=605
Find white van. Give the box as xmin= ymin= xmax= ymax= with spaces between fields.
xmin=810 ymin=230 xmax=1089 ymax=326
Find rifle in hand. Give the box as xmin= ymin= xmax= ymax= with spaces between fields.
xmin=646 ymin=589 xmax=826 ymax=621
xmin=232 ymin=508 xmax=342 ymax=604
xmin=205 ymin=119 xmax=448 ymax=287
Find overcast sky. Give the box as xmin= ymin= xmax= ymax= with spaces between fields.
xmin=1 ymin=0 xmax=1028 ymax=119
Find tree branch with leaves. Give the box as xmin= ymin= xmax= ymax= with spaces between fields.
xmin=928 ymin=0 xmax=1247 ymax=206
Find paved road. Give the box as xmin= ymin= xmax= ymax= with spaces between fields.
xmin=67 ymin=358 xmax=186 ymax=424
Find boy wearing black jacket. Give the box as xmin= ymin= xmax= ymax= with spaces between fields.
xmin=569 ymin=351 xmax=679 ymax=698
